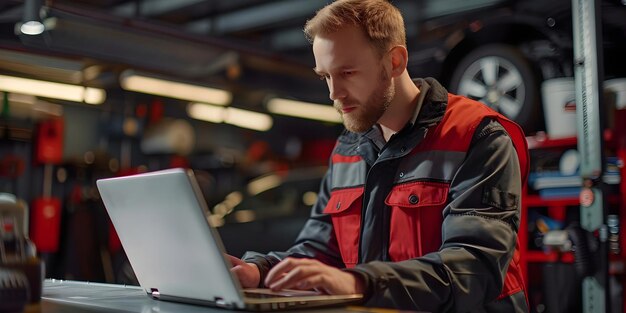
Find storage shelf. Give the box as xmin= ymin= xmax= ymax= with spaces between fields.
xmin=524 ymin=194 xmax=619 ymax=208
xmin=526 ymin=135 xmax=577 ymax=149
xmin=524 ymin=195 xmax=579 ymax=207
xmin=526 ymin=251 xmax=575 ymax=263
xmin=526 ymin=129 xmax=614 ymax=150
xmin=521 ymin=128 xmax=623 ymax=302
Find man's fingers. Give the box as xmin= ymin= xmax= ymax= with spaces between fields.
xmin=229 ymin=260 xmax=261 ymax=288
xmin=266 ymin=259 xmax=359 ymax=295
xmin=225 ymin=254 xmax=246 ymax=267
xmin=295 ymin=275 xmax=327 ymax=292
xmin=264 ymin=258 xmax=305 ymax=286
xmin=268 ymin=264 xmax=318 ymax=291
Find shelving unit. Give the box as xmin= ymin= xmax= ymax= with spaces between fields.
xmin=520 ymin=132 xmax=626 ymax=312
xmin=520 ymin=135 xmax=579 ymax=286
xmin=520 ymin=193 xmax=578 ymax=285
xmin=519 ymin=134 xmax=584 ymax=313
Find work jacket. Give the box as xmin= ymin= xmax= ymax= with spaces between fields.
xmin=244 ymin=78 xmax=530 ymax=312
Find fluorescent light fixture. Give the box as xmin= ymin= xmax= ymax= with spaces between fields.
xmin=267 ymin=98 xmax=342 ymax=123
xmin=187 ymin=102 xmax=226 ymax=123
xmin=224 ymin=107 xmax=273 ymax=131
xmin=84 ymin=88 xmax=106 ymax=104
xmin=0 ymin=74 xmax=106 ymax=105
xmin=121 ymin=72 xmax=232 ymax=106
xmin=187 ymin=103 xmax=273 ymax=131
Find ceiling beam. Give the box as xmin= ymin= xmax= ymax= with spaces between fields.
xmin=266 ymin=0 xmax=421 ymax=52
xmin=270 ymin=27 xmax=308 ymax=51
xmin=113 ymin=0 xmax=207 ymax=17
xmin=0 ymin=3 xmax=23 ymax=22
xmin=423 ymin=0 xmax=504 ymax=18
xmin=186 ymin=0 xmax=325 ymax=35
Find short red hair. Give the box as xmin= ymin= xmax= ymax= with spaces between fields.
xmin=303 ymin=0 xmax=406 ymax=57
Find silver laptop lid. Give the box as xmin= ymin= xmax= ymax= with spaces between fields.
xmin=97 ymin=168 xmax=245 ymax=308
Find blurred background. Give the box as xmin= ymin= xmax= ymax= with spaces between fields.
xmin=1 ymin=1 xmax=626 ymax=312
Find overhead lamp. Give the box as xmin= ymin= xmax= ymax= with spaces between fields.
xmin=266 ymin=98 xmax=342 ymax=123
xmin=19 ymin=0 xmax=45 ymax=35
xmin=121 ymin=71 xmax=232 ymax=106
xmin=247 ymin=174 xmax=281 ymax=196
xmin=0 ymin=74 xmax=106 ymax=105
xmin=187 ymin=103 xmax=273 ymax=132
xmin=187 ymin=102 xmax=225 ymax=123
xmin=224 ymin=107 xmax=273 ymax=131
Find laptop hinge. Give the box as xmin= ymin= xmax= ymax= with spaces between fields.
xmin=214 ymin=297 xmax=227 ymax=307
xmin=150 ymin=288 xmax=160 ymax=299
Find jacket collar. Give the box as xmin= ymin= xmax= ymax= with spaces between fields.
xmin=338 ymin=77 xmax=450 ymax=145
xmin=409 ymin=77 xmax=448 ymax=128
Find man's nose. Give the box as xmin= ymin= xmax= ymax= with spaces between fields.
xmin=328 ymin=79 xmax=346 ymax=101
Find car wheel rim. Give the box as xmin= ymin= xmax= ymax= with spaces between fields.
xmin=457 ymin=56 xmax=526 ymax=120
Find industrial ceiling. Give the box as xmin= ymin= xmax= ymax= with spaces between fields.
xmin=0 ymin=0 xmax=347 ymax=104
xmin=1 ymin=0 xmax=526 ymax=123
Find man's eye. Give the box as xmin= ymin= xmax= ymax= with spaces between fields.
xmin=343 ymin=71 xmax=354 ymax=76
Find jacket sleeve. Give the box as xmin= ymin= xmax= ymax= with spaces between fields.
xmin=346 ymin=119 xmax=523 ymax=312
xmin=242 ymin=165 xmax=344 ymax=286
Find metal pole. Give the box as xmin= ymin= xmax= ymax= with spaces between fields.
xmin=572 ymin=0 xmax=609 ymax=312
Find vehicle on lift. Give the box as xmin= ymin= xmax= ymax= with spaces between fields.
xmin=406 ymin=0 xmax=626 ymax=133
xmin=210 ymin=166 xmax=328 ymax=258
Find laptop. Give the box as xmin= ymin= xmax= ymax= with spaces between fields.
xmin=96 ymin=168 xmax=362 ymax=311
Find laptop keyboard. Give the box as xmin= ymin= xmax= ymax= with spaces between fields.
xmin=244 ymin=291 xmax=285 ymax=299
xmin=244 ymin=289 xmax=321 ymax=298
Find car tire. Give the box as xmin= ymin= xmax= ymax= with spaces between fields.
xmin=449 ymin=44 xmax=541 ymax=133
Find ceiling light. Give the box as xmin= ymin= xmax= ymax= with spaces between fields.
xmin=267 ymin=98 xmax=341 ymax=123
xmin=224 ymin=107 xmax=273 ymax=131
xmin=187 ymin=103 xmax=273 ymax=131
xmin=187 ymin=102 xmax=226 ymax=123
xmin=0 ymin=74 xmax=106 ymax=105
xmin=19 ymin=0 xmax=45 ymax=35
xmin=121 ymin=71 xmax=232 ymax=106
xmin=20 ymin=21 xmax=45 ymax=35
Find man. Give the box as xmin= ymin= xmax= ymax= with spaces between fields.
xmin=228 ymin=0 xmax=529 ymax=311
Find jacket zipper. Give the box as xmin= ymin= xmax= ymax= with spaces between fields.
xmin=358 ymin=162 xmax=375 ymax=264
xmin=357 ymin=126 xmax=430 ymax=263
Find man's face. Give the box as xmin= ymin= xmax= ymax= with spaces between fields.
xmin=312 ymin=26 xmax=394 ymax=133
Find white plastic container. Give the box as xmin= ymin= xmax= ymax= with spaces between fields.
xmin=541 ymin=78 xmax=577 ymax=139
xmin=604 ymin=78 xmax=626 ymax=110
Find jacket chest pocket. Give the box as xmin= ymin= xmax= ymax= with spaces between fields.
xmin=323 ymin=187 xmax=364 ymax=268
xmin=385 ymin=181 xmax=449 ymax=261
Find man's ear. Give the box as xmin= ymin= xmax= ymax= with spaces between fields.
xmin=389 ymin=45 xmax=408 ymax=78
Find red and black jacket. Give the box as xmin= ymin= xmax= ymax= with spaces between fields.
xmin=244 ymin=78 xmax=530 ymax=312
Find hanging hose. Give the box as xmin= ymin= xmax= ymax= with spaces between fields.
xmin=566 ymin=222 xmax=595 ymax=279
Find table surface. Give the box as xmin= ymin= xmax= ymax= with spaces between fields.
xmin=30 ymin=280 xmax=395 ymax=313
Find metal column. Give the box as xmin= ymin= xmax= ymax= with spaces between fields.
xmin=572 ymin=0 xmax=609 ymax=312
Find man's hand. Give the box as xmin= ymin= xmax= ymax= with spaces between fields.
xmin=226 ymin=254 xmax=260 ymax=288
xmin=264 ymin=257 xmax=365 ymax=295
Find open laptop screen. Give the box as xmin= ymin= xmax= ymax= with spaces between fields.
xmin=97 ymin=168 xmax=362 ymax=311
xmin=97 ymin=168 xmax=245 ymax=308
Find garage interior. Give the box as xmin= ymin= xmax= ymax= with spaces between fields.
xmin=1 ymin=0 xmax=626 ymax=312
